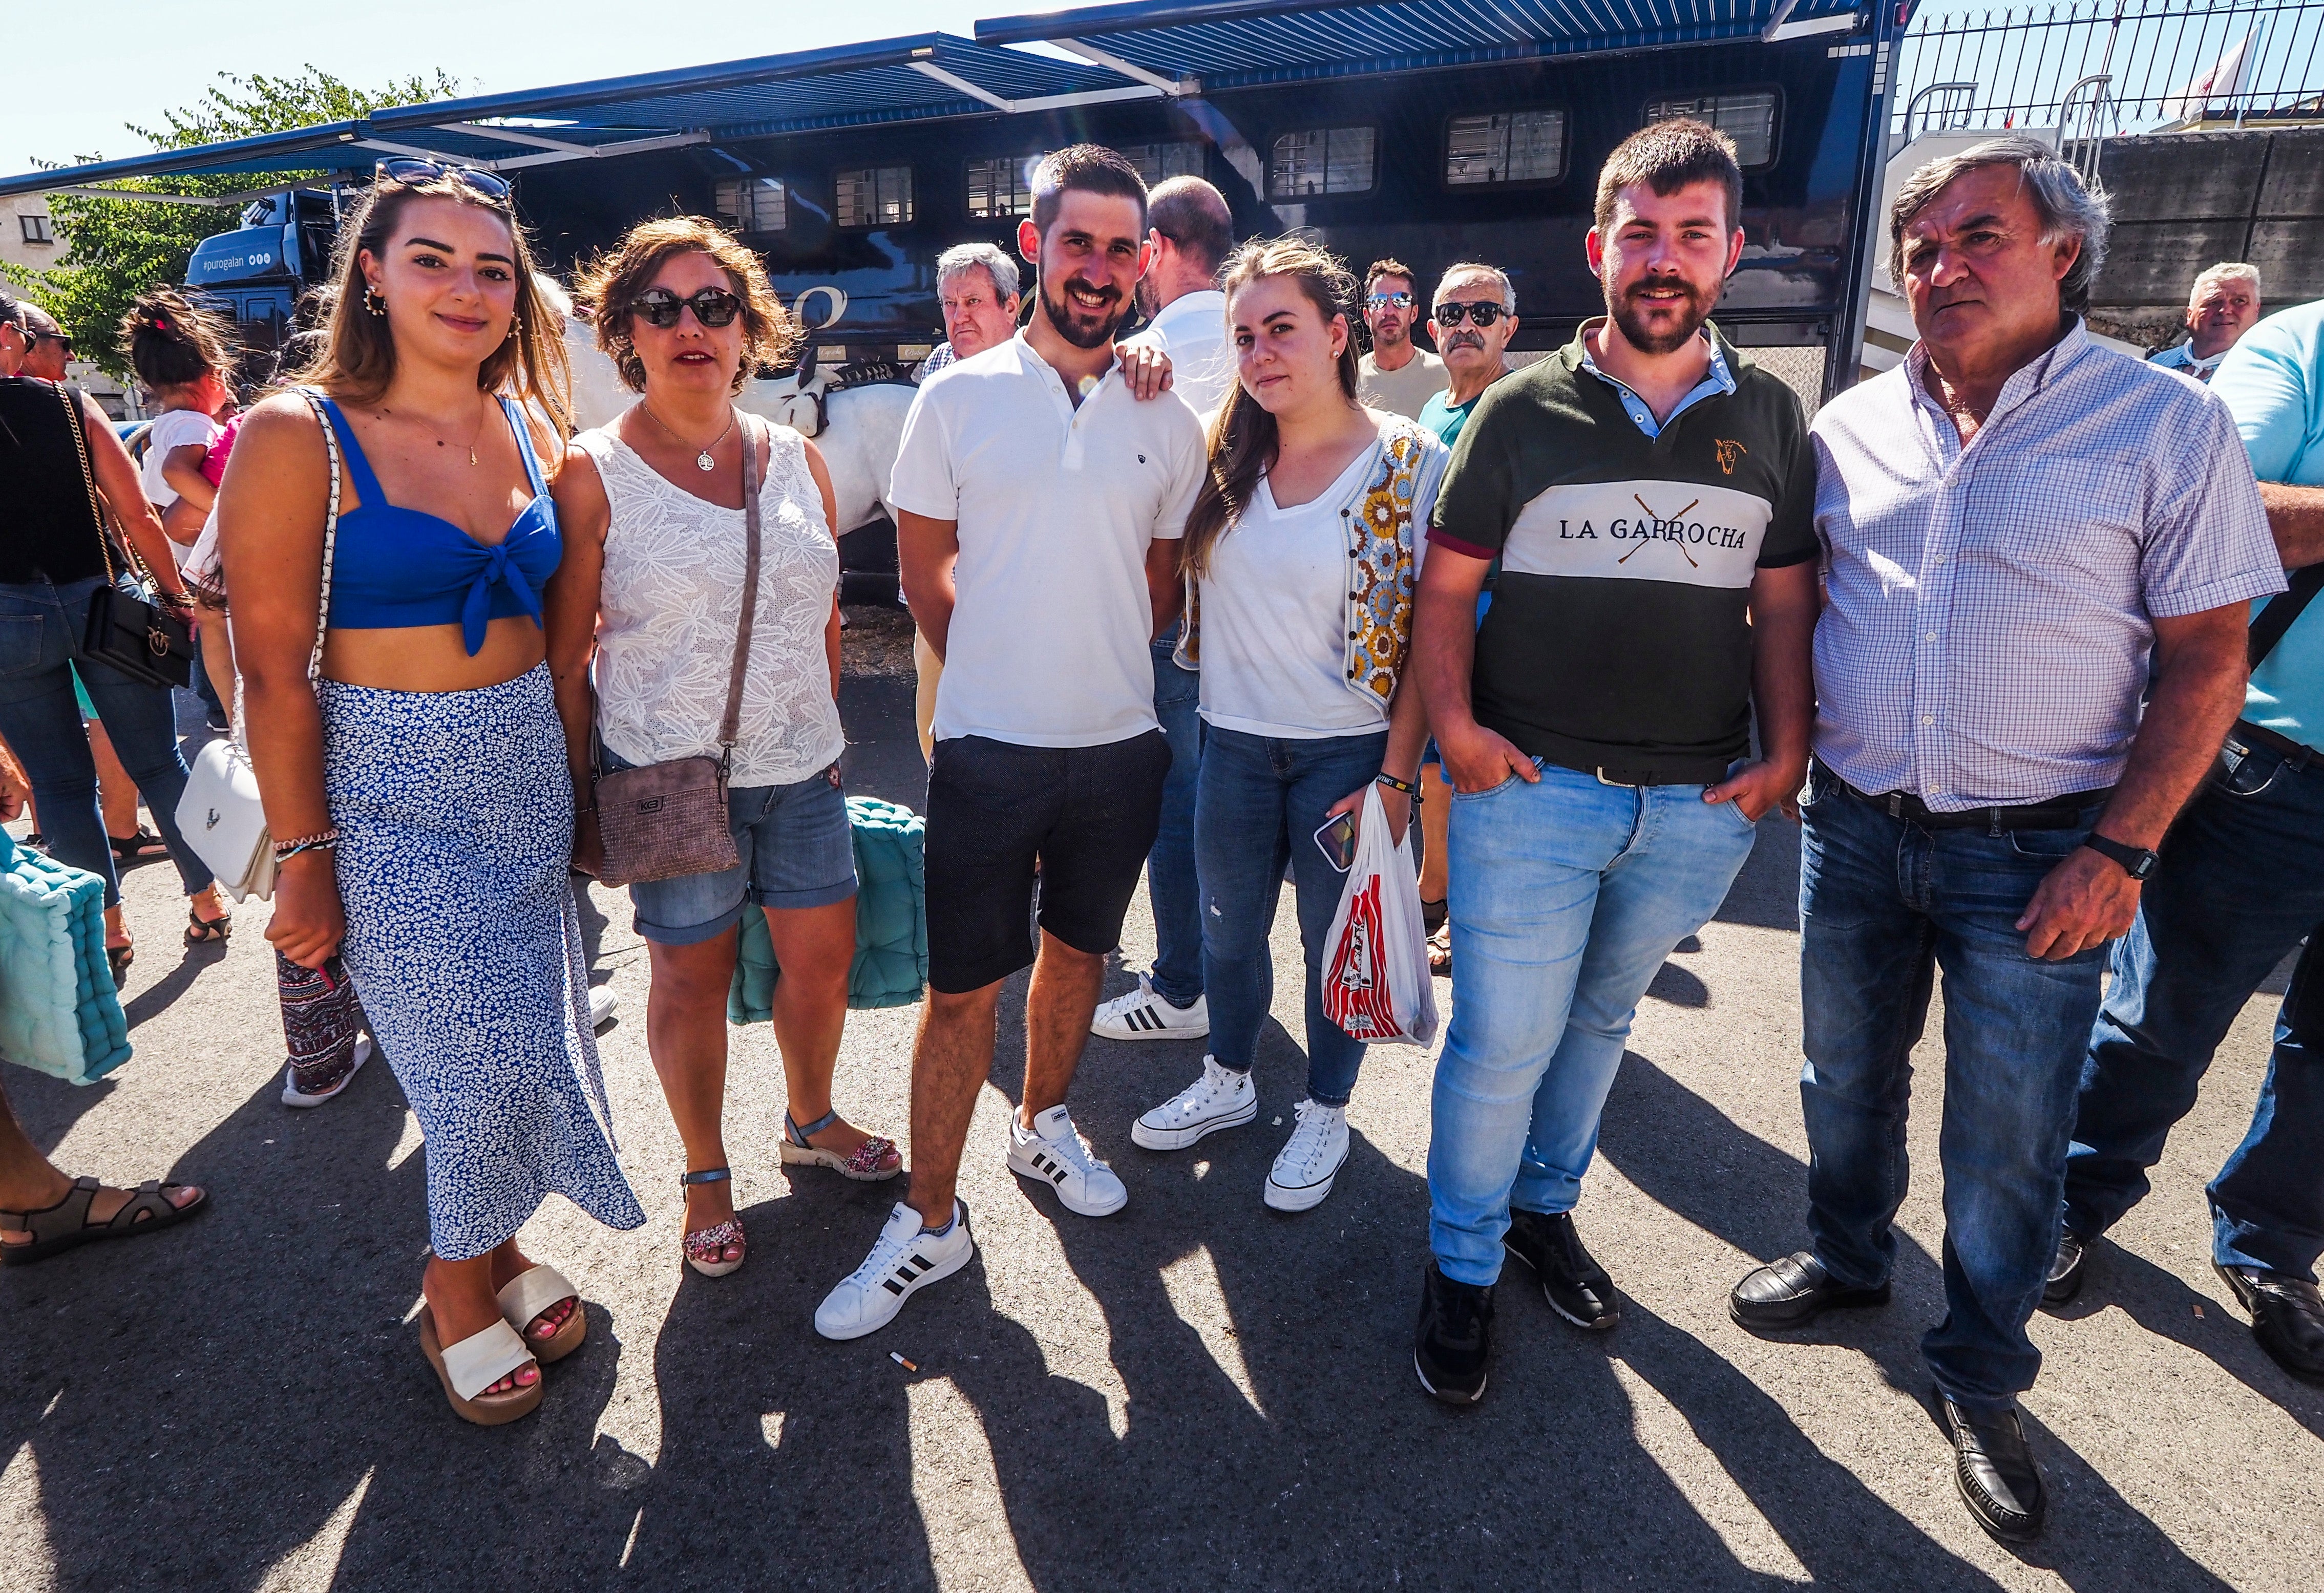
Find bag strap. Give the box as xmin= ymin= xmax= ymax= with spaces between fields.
xmin=716 ymin=412 xmax=766 ymax=768
xmin=55 ymin=381 xmax=125 ymax=587
xmin=2250 ymin=563 xmax=2324 ymax=668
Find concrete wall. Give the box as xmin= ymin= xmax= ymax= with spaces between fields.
xmin=2076 ymin=128 xmax=2324 ymax=348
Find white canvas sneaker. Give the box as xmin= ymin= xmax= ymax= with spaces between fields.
xmin=1264 ymin=1100 xmax=1349 ymax=1212
xmin=814 ymin=1200 xmax=974 ymax=1341
xmin=1132 ymin=1054 xmax=1257 ymax=1151
xmin=1007 ymin=1105 xmax=1128 ymax=1217
xmin=1091 ymin=975 xmax=1210 ymax=1041
xmin=587 ymin=985 xmax=619 ymax=1031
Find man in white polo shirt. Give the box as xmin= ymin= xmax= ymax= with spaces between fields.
xmin=816 ymin=145 xmax=1208 ymax=1341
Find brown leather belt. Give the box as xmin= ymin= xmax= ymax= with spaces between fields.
xmin=1821 ymin=763 xmax=2110 ymax=832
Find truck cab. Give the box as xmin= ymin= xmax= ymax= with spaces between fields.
xmin=182 ymin=188 xmax=339 ymax=374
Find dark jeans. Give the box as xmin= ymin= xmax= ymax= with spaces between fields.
xmin=1194 ymin=725 xmax=1386 ymax=1107
xmin=1147 ymin=636 xmax=1205 ymax=1005
xmin=1795 ymin=762 xmax=2108 ymax=1407
xmin=0 ymin=574 xmax=212 ymax=906
xmin=2066 ymin=733 xmax=2324 ymax=1282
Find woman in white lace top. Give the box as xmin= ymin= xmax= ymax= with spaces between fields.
xmin=546 ymin=218 xmax=899 ymax=1280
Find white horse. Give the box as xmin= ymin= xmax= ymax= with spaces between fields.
xmin=539 ymin=275 xmax=912 ymax=536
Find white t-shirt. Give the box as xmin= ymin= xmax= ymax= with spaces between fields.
xmin=139 ymin=408 xmax=219 ymax=509
xmin=1198 ymin=443 xmax=1399 ymax=739
xmin=1358 ymin=348 xmax=1447 ymax=420
xmin=890 ymin=332 xmax=1208 ymax=748
xmin=1125 ymin=289 xmax=1234 ymax=420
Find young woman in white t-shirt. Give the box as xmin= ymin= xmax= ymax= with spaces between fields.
xmin=1131 ymin=238 xmax=1446 ymax=1211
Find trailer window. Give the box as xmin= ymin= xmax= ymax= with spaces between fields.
xmin=714 ymin=178 xmax=789 ymax=235
xmin=1119 ymin=141 xmax=1203 ymax=187
xmin=1269 ymin=127 xmax=1375 ymax=199
xmin=1642 ymin=90 xmax=1780 ymax=168
xmin=1445 ymin=110 xmax=1567 ymax=187
xmin=835 ymin=166 xmax=914 ymax=228
xmin=967 ymin=156 xmax=1042 ymax=219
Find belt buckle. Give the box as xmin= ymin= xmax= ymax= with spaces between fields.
xmin=1884 ymin=792 xmax=1904 ymax=818
xmin=1595 ymin=767 xmax=1637 ymax=788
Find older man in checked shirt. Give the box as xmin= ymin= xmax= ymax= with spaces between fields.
xmin=1728 ymin=138 xmax=2281 ymax=1544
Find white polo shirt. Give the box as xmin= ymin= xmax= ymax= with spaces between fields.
xmin=891 ymin=332 xmax=1208 ymax=748
xmin=1125 ymin=288 xmax=1234 ymax=420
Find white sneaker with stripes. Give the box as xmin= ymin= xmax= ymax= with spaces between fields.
xmin=814 ymin=1200 xmax=974 ymax=1341
xmin=1007 ymin=1105 xmax=1128 ymax=1217
xmin=1091 ymin=975 xmax=1210 ymax=1040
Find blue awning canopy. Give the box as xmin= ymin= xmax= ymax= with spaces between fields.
xmin=0 ymin=33 xmax=1146 ymax=200
xmin=978 ymin=0 xmax=1868 ymax=90
xmin=1 ymin=2 xmax=1869 ymax=201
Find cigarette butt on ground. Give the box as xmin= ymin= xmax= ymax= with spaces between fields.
xmin=890 ymin=1352 xmax=918 ymax=1371
xmin=2193 ymin=1304 xmax=2205 ymax=1320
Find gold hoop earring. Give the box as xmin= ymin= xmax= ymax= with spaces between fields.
xmin=364 ymin=287 xmax=387 ymax=317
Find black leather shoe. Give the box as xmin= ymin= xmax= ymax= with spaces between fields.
xmin=1943 ymin=1399 xmax=2046 ymax=1543
xmin=1414 ymin=1261 xmax=1494 ymax=1405
xmin=1505 ymin=1208 xmax=1619 ymax=1330
xmin=2043 ymin=1231 xmax=2087 ymax=1306
xmin=2215 ymin=1263 xmax=2324 ymax=1387
xmin=1729 ymin=1250 xmax=1890 ymax=1330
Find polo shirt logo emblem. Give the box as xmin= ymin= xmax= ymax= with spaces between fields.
xmin=1618 ymin=493 xmax=1703 ymax=568
xmin=1715 ymin=439 xmax=1747 ymax=475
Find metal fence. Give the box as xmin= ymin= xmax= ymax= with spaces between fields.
xmin=1892 ymin=0 xmax=2324 ymax=143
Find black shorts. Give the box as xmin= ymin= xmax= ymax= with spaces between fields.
xmin=924 ymin=731 xmax=1172 ymax=993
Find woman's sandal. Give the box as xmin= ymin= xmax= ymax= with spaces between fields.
xmin=495 ymin=1262 xmax=587 ymax=1365
xmin=106 ymin=941 xmax=134 ymax=983
xmin=0 ymin=1175 xmax=207 ymax=1267
xmin=1422 ymin=898 xmax=1453 ymax=979
xmin=184 ymin=904 xmax=231 ymax=946
xmin=778 ymin=1109 xmax=902 ymax=1182
xmin=109 ymin=828 xmax=166 ymax=863
xmin=681 ymin=1167 xmax=746 ymax=1279
xmin=418 ymin=1307 xmax=543 ymax=1427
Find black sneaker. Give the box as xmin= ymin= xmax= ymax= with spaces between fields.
xmin=1943 ymin=1399 xmax=2047 ymax=1543
xmin=1413 ymin=1261 xmax=1494 ymax=1406
xmin=1504 ymin=1208 xmax=1619 ymax=1330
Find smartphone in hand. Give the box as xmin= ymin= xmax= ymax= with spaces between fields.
xmin=1314 ymin=811 xmax=1358 ymax=873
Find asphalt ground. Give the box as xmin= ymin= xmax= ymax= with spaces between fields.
xmin=4 ymin=620 xmax=2319 ymax=1591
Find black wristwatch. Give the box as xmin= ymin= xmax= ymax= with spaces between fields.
xmin=2080 ymin=833 xmax=2159 ymax=881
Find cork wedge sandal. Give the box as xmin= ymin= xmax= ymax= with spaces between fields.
xmin=418 ymin=1308 xmax=543 ymax=1427
xmin=496 ymin=1263 xmax=586 ymax=1365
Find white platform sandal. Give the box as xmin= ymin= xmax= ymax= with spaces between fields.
xmin=495 ymin=1262 xmax=586 ymax=1365
xmin=419 ymin=1310 xmax=542 ymax=1426
xmin=778 ymin=1109 xmax=901 ymax=1182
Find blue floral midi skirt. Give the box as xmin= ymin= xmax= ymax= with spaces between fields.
xmin=320 ymin=663 xmax=644 ymax=1259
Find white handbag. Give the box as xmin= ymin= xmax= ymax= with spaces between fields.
xmin=173 ymin=389 xmax=342 ymax=903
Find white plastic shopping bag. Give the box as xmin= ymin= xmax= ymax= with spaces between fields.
xmin=1321 ymin=783 xmax=1439 ymax=1047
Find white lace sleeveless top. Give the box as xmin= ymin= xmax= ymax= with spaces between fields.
xmin=580 ymin=422 xmax=844 ymax=787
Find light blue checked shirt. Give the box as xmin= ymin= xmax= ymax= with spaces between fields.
xmin=1809 ymin=319 xmax=2281 ymax=809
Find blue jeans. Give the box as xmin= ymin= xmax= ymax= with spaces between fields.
xmin=0 ymin=575 xmax=212 ymax=906
xmin=2066 ymin=733 xmax=2324 ymax=1282
xmin=1195 ymin=725 xmax=1386 ymax=1107
xmin=1429 ymin=760 xmax=1758 ymax=1286
xmin=1795 ymin=762 xmax=2107 ymax=1408
xmin=1147 ymin=636 xmax=1205 ymax=1005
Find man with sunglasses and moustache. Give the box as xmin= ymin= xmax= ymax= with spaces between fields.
xmin=1410 ymin=120 xmax=1819 ymax=1405
xmin=815 ymin=145 xmax=1208 ymax=1341
xmin=1357 ymin=260 xmax=1447 ymax=421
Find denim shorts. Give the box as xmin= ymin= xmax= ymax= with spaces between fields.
xmin=605 ymin=749 xmax=859 ymax=944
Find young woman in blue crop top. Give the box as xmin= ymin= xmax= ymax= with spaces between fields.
xmin=221 ymin=165 xmax=643 ymax=1427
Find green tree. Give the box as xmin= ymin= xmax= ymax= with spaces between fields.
xmin=3 ymin=66 xmax=459 ymax=379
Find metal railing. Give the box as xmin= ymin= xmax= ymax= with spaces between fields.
xmin=1893 ymin=0 xmax=2324 ymax=140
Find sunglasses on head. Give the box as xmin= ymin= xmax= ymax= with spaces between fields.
xmin=374 ymin=158 xmax=513 ymax=203
xmin=630 ymin=286 xmax=743 ymax=329
xmin=1433 ymin=300 xmax=1508 ymax=328
xmin=1365 ymin=291 xmax=1415 ymax=310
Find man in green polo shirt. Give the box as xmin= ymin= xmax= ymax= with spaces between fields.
xmin=1408 ymin=118 xmax=1820 ymax=1405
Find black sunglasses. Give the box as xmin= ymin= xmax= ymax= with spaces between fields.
xmin=27 ymin=329 xmax=73 ymax=353
xmin=630 ymin=287 xmax=743 ymax=329
xmin=1433 ymin=301 xmax=1509 ymax=328
xmin=373 ymin=158 xmax=513 ymax=203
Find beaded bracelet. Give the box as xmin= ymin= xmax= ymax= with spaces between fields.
xmin=1374 ymin=772 xmax=1418 ymax=797
xmin=273 ymin=827 xmax=341 ymax=861
xmin=274 ymin=837 xmax=339 ymax=863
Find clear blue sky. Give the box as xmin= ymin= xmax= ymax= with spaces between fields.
xmin=3 ymin=1 xmax=995 ymax=174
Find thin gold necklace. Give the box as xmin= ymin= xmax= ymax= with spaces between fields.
xmin=639 ymin=401 xmax=736 ymax=473
xmin=381 ymin=395 xmax=490 ymax=466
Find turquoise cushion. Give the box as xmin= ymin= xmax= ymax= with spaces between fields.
xmin=728 ymin=796 xmax=927 ymax=1024
xmin=0 ymin=827 xmax=132 ymax=1085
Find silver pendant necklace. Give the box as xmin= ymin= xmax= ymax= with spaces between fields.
xmin=640 ymin=401 xmax=736 ymax=471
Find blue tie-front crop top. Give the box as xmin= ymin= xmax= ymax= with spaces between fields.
xmin=318 ymin=393 xmax=561 ymax=656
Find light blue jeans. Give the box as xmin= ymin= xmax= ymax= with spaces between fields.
xmin=1428 ymin=759 xmax=1758 ymax=1286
